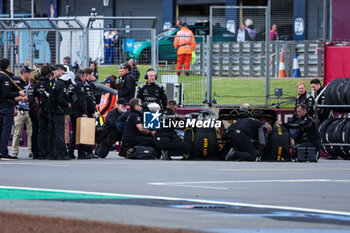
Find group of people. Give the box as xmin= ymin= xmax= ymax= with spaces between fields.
xmin=237 ymin=21 xmax=279 ymax=42
xmin=224 ymin=79 xmax=325 ymax=161
xmin=104 ymin=29 xmax=123 ymax=65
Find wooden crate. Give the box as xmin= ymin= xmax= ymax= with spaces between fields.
xmin=76 ymin=117 xmax=95 ymax=145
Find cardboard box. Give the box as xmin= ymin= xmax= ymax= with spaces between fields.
xmin=76 ymin=117 xmax=96 ymax=145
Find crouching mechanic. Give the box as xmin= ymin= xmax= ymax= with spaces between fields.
xmin=278 ymin=103 xmax=321 ymax=156
xmin=224 ymin=118 xmax=272 ymax=161
xmin=154 ymin=100 xmax=191 ymax=160
xmin=95 ymin=98 xmax=129 ymax=158
xmin=121 ymin=98 xmax=155 ymax=154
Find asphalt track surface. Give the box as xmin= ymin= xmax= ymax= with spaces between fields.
xmin=1 ymin=148 xmax=350 ymax=233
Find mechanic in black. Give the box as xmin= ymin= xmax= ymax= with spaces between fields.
xmin=34 ymin=65 xmax=53 ymax=159
xmin=95 ymin=98 xmax=128 ymax=158
xmin=154 ymin=100 xmax=191 ymax=160
xmin=84 ymin=68 xmax=98 ymax=158
xmin=28 ymin=72 xmax=40 ymax=159
xmin=128 ymin=58 xmax=140 ymax=82
xmin=48 ymin=67 xmax=71 ymax=160
xmin=290 ymin=82 xmax=315 ymax=120
xmin=68 ymin=70 xmax=91 ymax=159
xmin=121 ymin=98 xmax=155 ymax=152
xmin=224 ymin=117 xmax=272 ymax=161
xmin=0 ymin=58 xmax=26 ymax=160
xmin=310 ymin=79 xmax=330 ymax=123
xmin=279 ymin=103 xmax=321 ymax=151
xmin=85 ymin=67 xmax=99 ymax=113
xmin=117 ymin=63 xmax=135 ymax=102
xmin=137 ymin=69 xmax=167 ymax=110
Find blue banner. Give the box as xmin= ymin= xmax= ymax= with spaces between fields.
xmin=225 ymin=0 xmax=237 ymax=34
xmin=293 ymin=0 xmax=306 ymax=40
xmin=124 ymin=39 xmax=134 ymax=52
xmin=162 ymin=0 xmax=173 ymax=30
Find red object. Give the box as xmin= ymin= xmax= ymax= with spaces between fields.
xmin=176 ymin=54 xmax=191 ymax=74
xmin=324 ymin=44 xmax=350 ymax=85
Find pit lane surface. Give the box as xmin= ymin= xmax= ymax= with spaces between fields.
xmin=0 ymin=148 xmax=350 ymax=233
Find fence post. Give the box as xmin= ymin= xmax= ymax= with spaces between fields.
xmin=83 ymin=28 xmax=89 ymax=68
xmin=265 ymin=0 xmax=271 ymax=107
xmin=29 ymin=30 xmax=33 ymax=68
xmin=151 ymin=28 xmax=156 ymax=70
xmin=55 ymin=31 xmax=60 ymax=64
xmin=4 ymin=30 xmax=8 ymax=59
xmin=206 ymin=35 xmax=213 ymax=104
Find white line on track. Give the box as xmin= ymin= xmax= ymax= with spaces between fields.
xmin=148 ymin=179 xmax=350 ymax=190
xmin=1 ymin=185 xmax=350 ymax=217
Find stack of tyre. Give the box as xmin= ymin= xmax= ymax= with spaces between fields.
xmin=318 ymin=78 xmax=350 ymax=159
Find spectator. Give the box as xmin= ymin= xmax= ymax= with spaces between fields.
xmin=89 ymin=61 xmax=99 ymax=81
xmin=270 ymin=24 xmax=279 ymax=41
xmin=245 ymin=19 xmax=256 ymax=41
xmin=113 ymin=30 xmax=123 ymax=64
xmin=63 ymin=56 xmax=73 ymax=72
xmin=28 ymin=72 xmax=40 ymax=159
xmin=104 ymin=29 xmax=115 ymax=65
xmin=117 ymin=63 xmax=136 ymax=102
xmin=310 ymin=79 xmax=330 ymax=123
xmin=128 ymin=58 xmax=140 ymax=82
xmin=137 ymin=68 xmax=167 ymax=111
xmin=154 ymin=100 xmax=191 ymax=160
xmin=12 ymin=66 xmax=33 ymax=158
xmin=175 ymin=19 xmax=182 ymax=28
xmin=121 ymin=98 xmax=155 ymax=154
xmin=97 ymin=76 xmax=118 ymax=123
xmin=0 ymin=59 xmax=26 ymax=160
xmin=174 ymin=23 xmax=196 ymax=76
xmin=224 ymin=118 xmax=272 ymax=161
xmin=237 ymin=23 xmax=250 ymax=42
xmin=95 ymin=98 xmax=128 ymax=158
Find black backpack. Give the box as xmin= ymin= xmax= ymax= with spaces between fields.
xmin=262 ymin=124 xmax=291 ymax=161
xmin=127 ymin=146 xmax=156 ymax=160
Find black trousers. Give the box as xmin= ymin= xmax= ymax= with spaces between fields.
xmin=154 ymin=136 xmax=191 ymax=156
xmin=96 ymin=128 xmax=121 ymax=158
xmin=38 ymin=112 xmax=49 ymax=158
xmin=0 ymin=107 xmax=14 ymax=156
xmin=226 ymin=130 xmax=257 ymax=161
xmin=49 ymin=114 xmax=66 ymax=159
xmin=29 ymin=114 xmax=38 ymax=157
xmin=69 ymin=115 xmax=87 ymax=156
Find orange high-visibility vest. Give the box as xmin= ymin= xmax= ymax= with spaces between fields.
xmin=173 ymin=27 xmax=196 ymax=55
xmin=98 ymin=93 xmax=117 ymax=122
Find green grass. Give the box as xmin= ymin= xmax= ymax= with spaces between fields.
xmin=98 ymin=65 xmax=312 ymax=109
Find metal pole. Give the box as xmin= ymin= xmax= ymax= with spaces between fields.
xmin=70 ymin=31 xmax=73 ymax=63
xmin=31 ymin=0 xmax=34 ymax=18
xmin=10 ymin=0 xmax=14 ymax=71
xmin=151 ymin=28 xmax=156 ymax=70
xmin=329 ymin=0 xmax=332 ymax=41
xmin=4 ymin=30 xmax=8 ymax=59
xmin=29 ymin=30 xmax=33 ymax=68
xmin=55 ymin=31 xmax=59 ymax=64
xmin=265 ymin=0 xmax=271 ymax=107
xmin=323 ymin=0 xmax=327 ymax=42
xmin=206 ymin=35 xmax=213 ymax=104
xmin=82 ymin=28 xmax=89 ymax=68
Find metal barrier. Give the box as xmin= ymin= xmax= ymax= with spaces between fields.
xmin=0 ymin=16 xmax=158 ymax=74
xmin=210 ymin=40 xmax=323 ymax=78
xmin=156 ymin=34 xmax=206 ymax=107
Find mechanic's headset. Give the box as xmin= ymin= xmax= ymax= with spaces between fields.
xmin=131 ymin=58 xmax=137 ymax=67
xmin=144 ymin=68 xmax=158 ymax=80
